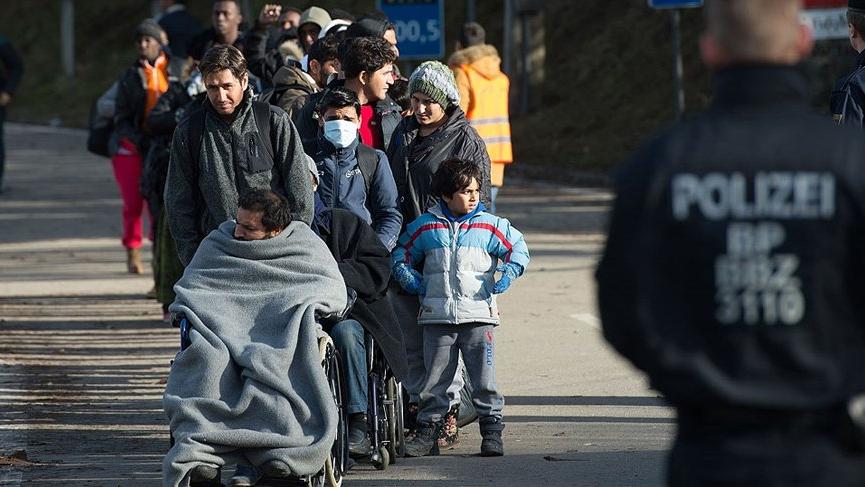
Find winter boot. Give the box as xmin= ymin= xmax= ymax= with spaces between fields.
xmin=404 ymin=420 xmax=442 ymax=457
xmin=480 ymin=419 xmax=505 ymax=457
xmin=405 ymin=402 xmax=419 ymax=433
xmin=189 ymin=464 xmax=220 ymax=485
xmin=260 ymin=459 xmax=293 ymax=478
xmin=437 ymin=403 xmax=460 ymax=450
xmin=126 ymin=247 xmax=143 ymax=274
xmin=348 ymin=412 xmax=371 ymax=456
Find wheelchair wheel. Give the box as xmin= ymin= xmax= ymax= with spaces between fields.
xmin=372 ymin=446 xmax=390 ymax=471
xmin=385 ymin=376 xmax=406 ymax=459
xmin=321 ymin=338 xmax=347 ymax=487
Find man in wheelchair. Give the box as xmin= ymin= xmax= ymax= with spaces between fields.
xmin=162 ymin=189 xmax=350 ymax=487
xmin=307 ymin=174 xmax=409 ymax=461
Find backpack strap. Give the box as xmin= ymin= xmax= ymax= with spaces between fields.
xmin=186 ymin=106 xmax=206 ymax=183
xmin=251 ymin=101 xmax=275 ymax=163
xmin=355 ymin=143 xmax=379 ymax=194
xmin=186 ymin=102 xmax=275 ymax=179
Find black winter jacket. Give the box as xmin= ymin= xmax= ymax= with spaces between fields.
xmin=0 ymin=36 xmax=23 ymax=96
xmin=188 ymin=29 xmax=245 ymax=62
xmin=243 ymin=24 xmax=283 ymax=89
xmin=158 ymin=6 xmax=202 ymax=60
xmin=831 ymin=49 xmax=865 ymax=127
xmin=311 ymin=195 xmax=408 ymax=381
xmin=597 ymin=66 xmax=865 ymax=412
xmin=292 ymin=79 xmax=402 ymax=153
xmin=386 ymin=108 xmax=492 ymax=226
xmin=140 ymin=81 xmax=203 ymax=203
xmin=114 ymin=54 xmax=176 ymax=151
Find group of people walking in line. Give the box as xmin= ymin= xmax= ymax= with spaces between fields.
xmin=8 ymin=0 xmax=865 ymax=486
xmin=90 ymin=1 xmax=525 ymax=485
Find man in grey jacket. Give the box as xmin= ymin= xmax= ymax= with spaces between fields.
xmin=165 ymin=44 xmax=313 ymax=266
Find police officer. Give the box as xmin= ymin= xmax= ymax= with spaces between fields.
xmin=831 ymin=0 xmax=865 ymax=126
xmin=597 ymin=1 xmax=865 ymax=485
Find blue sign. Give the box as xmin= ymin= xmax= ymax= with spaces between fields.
xmin=649 ymin=0 xmax=704 ymax=8
xmin=377 ymin=0 xmax=444 ymax=60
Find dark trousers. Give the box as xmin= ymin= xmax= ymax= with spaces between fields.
xmin=669 ymin=415 xmax=865 ymax=487
xmin=0 ymin=106 xmax=6 ymax=190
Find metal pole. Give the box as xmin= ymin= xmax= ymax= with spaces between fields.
xmin=467 ymin=0 xmax=476 ymax=23
xmin=61 ymin=0 xmax=75 ymax=78
xmin=671 ymin=9 xmax=685 ymax=119
xmin=519 ymin=13 xmax=531 ymax=114
xmin=503 ymin=0 xmax=513 ymax=75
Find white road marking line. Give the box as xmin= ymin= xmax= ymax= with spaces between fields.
xmin=570 ymin=313 xmax=601 ymax=329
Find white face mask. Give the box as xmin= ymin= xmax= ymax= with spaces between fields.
xmin=323 ymin=119 xmax=358 ymax=149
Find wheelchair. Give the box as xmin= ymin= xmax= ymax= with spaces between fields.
xmin=356 ymin=333 xmax=406 ymax=470
xmin=171 ymin=316 xmax=349 ymax=487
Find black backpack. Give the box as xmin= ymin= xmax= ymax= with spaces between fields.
xmin=355 ymin=143 xmax=379 ymax=194
xmin=86 ymin=99 xmax=114 ymax=157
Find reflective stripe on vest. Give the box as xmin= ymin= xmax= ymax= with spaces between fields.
xmin=461 ymin=65 xmax=513 ymax=164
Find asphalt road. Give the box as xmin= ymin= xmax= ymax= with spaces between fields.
xmin=0 ymin=123 xmax=674 ymax=486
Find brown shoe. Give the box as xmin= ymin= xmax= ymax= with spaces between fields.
xmin=126 ymin=248 xmax=144 ymax=274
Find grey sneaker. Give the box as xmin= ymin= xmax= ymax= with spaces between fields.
xmin=404 ymin=420 xmax=441 ymax=457
xmin=189 ymin=464 xmax=219 ymax=484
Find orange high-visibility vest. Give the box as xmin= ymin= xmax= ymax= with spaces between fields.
xmin=460 ymin=65 xmax=513 ymax=165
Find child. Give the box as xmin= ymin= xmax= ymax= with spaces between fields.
xmin=391 ymin=158 xmax=529 ymax=457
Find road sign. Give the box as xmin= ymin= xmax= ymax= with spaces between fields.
xmin=803 ymin=0 xmax=846 ymax=7
xmin=648 ymin=0 xmax=703 ymax=9
xmin=377 ymin=0 xmax=444 ymax=60
xmin=802 ymin=8 xmax=848 ymax=40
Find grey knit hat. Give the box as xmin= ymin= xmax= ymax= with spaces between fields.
xmin=408 ymin=61 xmax=460 ymax=110
xmin=135 ymin=19 xmax=165 ymax=45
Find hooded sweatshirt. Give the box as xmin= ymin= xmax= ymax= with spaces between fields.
xmin=448 ymin=44 xmax=504 ymax=115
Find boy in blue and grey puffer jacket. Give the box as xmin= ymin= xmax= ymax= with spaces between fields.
xmin=392 ymin=158 xmax=529 ymax=458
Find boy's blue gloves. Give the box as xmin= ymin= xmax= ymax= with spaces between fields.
xmin=394 ymin=264 xmax=425 ymax=295
xmin=492 ymin=263 xmax=522 ymax=294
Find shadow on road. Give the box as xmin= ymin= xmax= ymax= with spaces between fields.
xmin=0 ymin=294 xmax=175 ymax=485
xmin=508 ymin=395 xmax=667 ymax=407
xmin=347 ymin=449 xmax=667 ymax=487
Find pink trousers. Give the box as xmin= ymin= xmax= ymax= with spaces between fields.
xmin=111 ymin=139 xmax=151 ymax=249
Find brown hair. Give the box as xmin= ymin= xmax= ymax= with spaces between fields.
xmin=198 ymin=44 xmax=247 ymax=82
xmin=850 ymin=10 xmax=865 ymax=37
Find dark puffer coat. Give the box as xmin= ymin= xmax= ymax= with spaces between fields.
xmin=386 ymin=107 xmax=492 ymax=226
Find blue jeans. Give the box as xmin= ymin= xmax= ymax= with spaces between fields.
xmin=328 ymin=319 xmax=367 ymax=415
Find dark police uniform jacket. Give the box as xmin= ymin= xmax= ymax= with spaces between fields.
xmin=597 ymin=66 xmax=865 ymax=416
xmin=831 ymin=50 xmax=865 ymax=127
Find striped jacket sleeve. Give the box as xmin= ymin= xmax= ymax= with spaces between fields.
xmin=487 ymin=216 xmax=529 ymax=274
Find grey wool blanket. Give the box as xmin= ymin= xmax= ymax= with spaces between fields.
xmin=162 ymin=220 xmax=347 ymax=487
